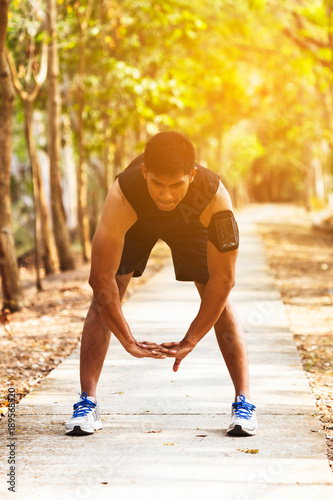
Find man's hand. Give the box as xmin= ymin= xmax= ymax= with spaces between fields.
xmin=160 ymin=338 xmax=197 ymax=372
xmin=126 ymin=340 xmax=179 ymax=359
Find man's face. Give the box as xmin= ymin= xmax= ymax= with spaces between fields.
xmin=141 ymin=163 xmax=197 ymax=211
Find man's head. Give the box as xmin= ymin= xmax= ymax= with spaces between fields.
xmin=143 ymin=131 xmax=195 ymax=176
xmin=142 ymin=131 xmax=197 ymax=211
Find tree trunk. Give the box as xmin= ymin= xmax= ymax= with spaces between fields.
xmin=303 ymin=143 xmax=314 ymax=211
xmin=114 ymin=133 xmax=125 ymax=177
xmin=6 ymin=46 xmax=58 ymax=277
xmin=0 ymin=1 xmax=24 ymax=311
xmin=46 ymin=0 xmax=75 ymax=271
xmin=77 ymin=28 xmax=91 ymax=262
xmin=36 ymin=155 xmax=59 ymax=274
xmin=24 ymin=100 xmax=43 ymax=290
xmin=24 ymin=102 xmax=58 ymax=278
xmin=102 ymin=112 xmax=111 ymax=198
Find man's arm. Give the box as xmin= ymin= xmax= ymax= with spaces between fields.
xmin=89 ymin=179 xmax=175 ymax=359
xmin=167 ymin=181 xmax=238 ymax=371
xmin=186 ymin=181 xmax=237 ymax=341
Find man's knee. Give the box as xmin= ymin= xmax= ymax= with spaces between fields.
xmin=116 ymin=272 xmax=133 ymax=301
xmin=84 ymin=297 xmax=110 ymax=335
xmin=220 ymin=298 xmax=233 ymax=318
xmin=87 ymin=297 xmax=106 ymax=325
xmin=90 ymin=296 xmax=100 ymax=313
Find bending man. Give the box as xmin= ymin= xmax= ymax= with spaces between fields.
xmin=65 ymin=131 xmax=257 ymax=437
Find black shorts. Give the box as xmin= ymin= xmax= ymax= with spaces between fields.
xmin=116 ymin=221 xmax=210 ymax=284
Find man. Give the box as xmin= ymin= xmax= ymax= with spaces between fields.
xmin=65 ymin=131 xmax=257 ymax=437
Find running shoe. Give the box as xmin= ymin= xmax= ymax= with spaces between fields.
xmin=65 ymin=391 xmax=102 ymax=436
xmin=227 ymin=393 xmax=257 ymax=436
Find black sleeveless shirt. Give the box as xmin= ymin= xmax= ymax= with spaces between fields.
xmin=117 ymin=154 xmax=220 ymax=239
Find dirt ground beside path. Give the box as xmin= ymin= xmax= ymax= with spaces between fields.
xmin=257 ymin=206 xmax=333 ymax=471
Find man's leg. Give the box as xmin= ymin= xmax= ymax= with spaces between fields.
xmin=80 ymin=272 xmax=133 ymax=401
xmin=194 ymin=283 xmax=251 ymax=402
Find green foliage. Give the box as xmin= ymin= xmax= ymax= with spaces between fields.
xmin=7 ymin=0 xmax=333 ymax=211
xmin=223 ymin=127 xmax=265 ymax=187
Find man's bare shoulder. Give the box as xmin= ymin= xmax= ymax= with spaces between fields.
xmin=199 ymin=181 xmax=233 ymax=227
xmin=99 ymin=178 xmax=137 ymax=232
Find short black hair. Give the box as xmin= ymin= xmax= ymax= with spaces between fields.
xmin=144 ymin=131 xmax=195 ymax=176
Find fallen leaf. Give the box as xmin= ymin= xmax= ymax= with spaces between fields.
xmin=237 ymin=448 xmax=259 ymax=454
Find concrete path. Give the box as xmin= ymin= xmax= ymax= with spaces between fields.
xmin=1 ymin=208 xmax=332 ymax=500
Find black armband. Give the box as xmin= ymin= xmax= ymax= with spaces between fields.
xmin=207 ymin=210 xmax=239 ymax=252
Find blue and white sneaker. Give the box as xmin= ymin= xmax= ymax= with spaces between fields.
xmin=65 ymin=392 xmax=102 ymax=436
xmin=227 ymin=394 xmax=257 ymax=436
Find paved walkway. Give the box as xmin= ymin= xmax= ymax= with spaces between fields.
xmin=1 ymin=208 xmax=332 ymax=499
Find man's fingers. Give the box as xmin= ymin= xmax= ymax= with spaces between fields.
xmin=138 ymin=342 xmax=161 ymax=349
xmin=150 ymin=351 xmax=166 ymax=359
xmin=173 ymin=358 xmax=181 ymax=372
xmin=138 ymin=342 xmax=177 ymax=355
xmin=139 ymin=341 xmax=180 ymax=348
xmin=161 ymin=342 xmax=180 ymax=348
xmin=154 ymin=347 xmax=178 ymax=355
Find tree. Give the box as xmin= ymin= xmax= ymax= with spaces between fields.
xmin=7 ymin=39 xmax=59 ymax=286
xmin=7 ymin=0 xmax=333 ymax=229
xmin=46 ymin=0 xmax=75 ymax=271
xmin=0 ymin=0 xmax=24 ymax=311
xmin=280 ymin=0 xmax=333 ymax=204
xmin=74 ymin=0 xmax=94 ymax=262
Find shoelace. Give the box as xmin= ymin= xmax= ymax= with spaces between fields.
xmin=232 ymin=394 xmax=256 ymax=420
xmin=72 ymin=391 xmax=97 ymax=418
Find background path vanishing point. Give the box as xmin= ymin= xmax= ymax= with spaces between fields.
xmin=1 ymin=207 xmax=332 ymax=500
